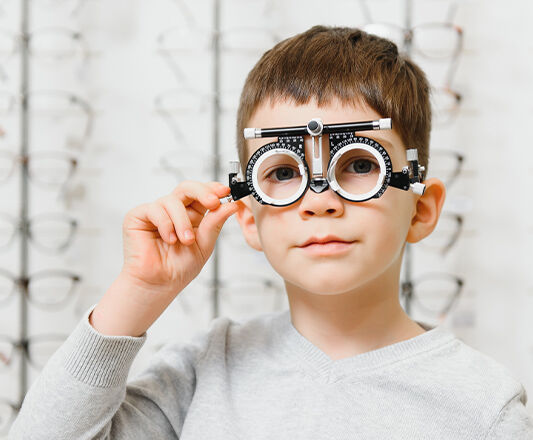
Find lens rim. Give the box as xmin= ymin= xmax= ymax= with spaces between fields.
xmin=251 ymin=148 xmax=307 ymax=206
xmin=243 ymin=133 xmax=394 ymax=206
xmin=327 ymin=142 xmax=386 ymax=202
xmin=245 ymin=136 xmax=309 ymax=207
xmin=328 ymin=134 xmax=393 ymax=202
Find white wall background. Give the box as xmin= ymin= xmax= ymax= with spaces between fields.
xmin=0 ymin=0 xmax=532 ymax=432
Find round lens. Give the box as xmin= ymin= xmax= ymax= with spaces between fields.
xmin=329 ymin=145 xmax=385 ymax=201
xmin=412 ymin=24 xmax=461 ymax=59
xmin=30 ymin=215 xmax=76 ymax=252
xmin=30 ymin=30 xmax=81 ymax=61
xmin=28 ymin=152 xmax=75 ymax=188
xmin=0 ymin=214 xmax=16 ymax=249
xmin=252 ymin=149 xmax=306 ymax=206
xmin=411 ymin=273 xmax=463 ymax=319
xmin=0 ymin=270 xmax=15 ymax=304
xmin=0 ymin=150 xmax=15 ymax=183
xmin=28 ymin=272 xmax=78 ymax=307
xmin=0 ymin=338 xmax=14 ymax=371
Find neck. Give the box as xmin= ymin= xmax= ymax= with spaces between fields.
xmin=284 ymin=262 xmax=426 ymax=361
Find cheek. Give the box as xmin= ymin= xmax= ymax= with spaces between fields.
xmin=356 ymin=194 xmax=412 ymax=253
xmin=372 ymin=193 xmax=413 ymax=247
xmin=253 ymin=206 xmax=292 ymax=255
xmin=256 ymin=217 xmax=293 ymax=277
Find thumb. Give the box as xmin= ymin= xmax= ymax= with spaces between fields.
xmin=195 ymin=201 xmax=240 ymax=255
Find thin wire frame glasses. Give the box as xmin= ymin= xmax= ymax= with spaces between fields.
xmin=0 ymin=212 xmax=78 ymax=253
xmin=0 ymin=334 xmax=67 ymax=371
xmin=0 ymin=150 xmax=78 ymax=189
xmin=0 ymin=268 xmax=81 ymax=309
xmin=401 ymin=272 xmax=464 ymax=323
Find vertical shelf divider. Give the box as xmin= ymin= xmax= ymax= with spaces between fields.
xmin=18 ymin=0 xmax=31 ymax=401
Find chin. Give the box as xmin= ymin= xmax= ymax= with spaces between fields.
xmin=285 ymin=272 xmax=365 ymax=296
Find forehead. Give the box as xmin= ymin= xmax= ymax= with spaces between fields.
xmin=245 ymin=97 xmax=406 ymax=162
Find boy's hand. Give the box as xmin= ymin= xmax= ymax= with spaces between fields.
xmin=122 ymin=180 xmax=237 ymax=292
xmin=89 ymin=180 xmax=240 ymax=337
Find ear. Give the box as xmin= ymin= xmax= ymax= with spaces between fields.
xmin=406 ymin=177 xmax=447 ymax=244
xmin=234 ymin=198 xmax=263 ymax=251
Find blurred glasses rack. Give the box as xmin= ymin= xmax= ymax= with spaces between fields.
xmin=0 ymin=0 xmax=87 ymax=410
xmin=368 ymin=0 xmax=470 ymax=328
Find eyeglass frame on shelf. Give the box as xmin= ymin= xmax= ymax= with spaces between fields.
xmin=0 ymin=89 xmax=94 ymax=148
xmin=0 ymin=268 xmax=81 ymax=309
xmin=0 ymin=211 xmax=78 ymax=253
xmin=0 ymin=334 xmax=68 ymax=371
xmin=400 ymin=272 xmax=464 ymax=321
xmin=0 ymin=149 xmax=79 ymax=189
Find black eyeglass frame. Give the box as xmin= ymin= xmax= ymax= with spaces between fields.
xmin=223 ymin=118 xmax=426 ymax=206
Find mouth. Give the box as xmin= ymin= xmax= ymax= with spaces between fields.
xmin=298 ymin=235 xmax=354 ymax=248
xmin=298 ymin=241 xmax=355 ymax=256
xmin=297 ymin=235 xmax=356 ymax=256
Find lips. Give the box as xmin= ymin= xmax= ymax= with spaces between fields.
xmin=299 ymin=235 xmax=354 ymax=247
xmin=298 ymin=238 xmax=356 ymax=257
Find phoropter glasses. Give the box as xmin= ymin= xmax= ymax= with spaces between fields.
xmin=220 ymin=117 xmax=426 ymax=207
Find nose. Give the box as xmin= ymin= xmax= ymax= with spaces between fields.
xmin=298 ymin=185 xmax=345 ymax=218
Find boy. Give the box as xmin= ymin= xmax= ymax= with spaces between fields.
xmin=9 ymin=26 xmax=532 ymax=439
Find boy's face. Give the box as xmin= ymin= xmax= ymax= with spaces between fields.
xmin=235 ymin=97 xmax=428 ymax=296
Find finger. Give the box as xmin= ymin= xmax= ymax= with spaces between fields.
xmin=158 ymin=197 xmax=195 ymax=245
xmin=173 ymin=180 xmax=231 ymax=209
xmin=185 ymin=206 xmax=204 ymax=227
xmin=188 ymin=200 xmax=208 ymax=217
xmin=126 ymin=203 xmax=164 ymax=234
xmin=163 ymin=181 xmax=231 ymax=243
xmin=207 ymin=180 xmax=229 ymax=191
xmin=195 ymin=200 xmax=240 ymax=253
xmin=144 ymin=203 xmax=177 ymax=244
xmin=187 ymin=184 xmax=230 ymax=215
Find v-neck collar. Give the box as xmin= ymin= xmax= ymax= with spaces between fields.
xmin=272 ymin=309 xmax=457 ymax=383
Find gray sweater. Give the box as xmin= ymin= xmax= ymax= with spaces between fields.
xmin=8 ymin=305 xmax=533 ymax=439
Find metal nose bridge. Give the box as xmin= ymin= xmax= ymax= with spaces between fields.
xmin=305 ymin=117 xmax=330 ymax=194
xmin=306 ymin=144 xmax=330 ymax=193
xmin=309 ymin=176 xmax=330 ymax=193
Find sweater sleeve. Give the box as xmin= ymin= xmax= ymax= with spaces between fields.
xmin=485 ymin=388 xmax=533 ymax=440
xmin=8 ymin=304 xmax=210 ymax=440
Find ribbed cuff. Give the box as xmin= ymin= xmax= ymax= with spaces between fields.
xmin=63 ymin=304 xmax=147 ymax=388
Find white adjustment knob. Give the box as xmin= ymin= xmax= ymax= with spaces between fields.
xmin=406 ymin=149 xmax=419 ymax=161
xmin=229 ymin=160 xmax=240 ymax=174
xmin=243 ymin=128 xmax=256 ymax=139
xmin=410 ymin=182 xmax=426 ymax=195
xmin=379 ymin=118 xmax=392 ymax=130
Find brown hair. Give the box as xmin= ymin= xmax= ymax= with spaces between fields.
xmin=236 ymin=25 xmax=431 ymax=177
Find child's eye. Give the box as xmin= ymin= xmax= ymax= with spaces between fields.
xmin=265 ymin=166 xmax=298 ymax=182
xmin=344 ymin=159 xmax=378 ymax=174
